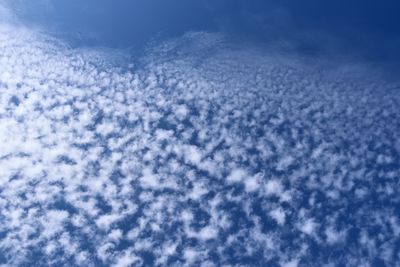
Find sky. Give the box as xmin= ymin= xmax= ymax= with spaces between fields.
xmin=5 ymin=0 xmax=400 ymax=67
xmin=0 ymin=1 xmax=399 ymax=267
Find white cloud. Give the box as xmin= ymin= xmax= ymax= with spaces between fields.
xmin=264 ymin=179 xmax=284 ymax=196
xmin=244 ymin=175 xmax=260 ymax=192
xmin=113 ymin=251 xmax=141 ymax=267
xmin=183 ymin=144 xmax=203 ymax=165
xmin=269 ymin=208 xmax=286 ymax=226
xmin=281 ymin=259 xmax=299 ymax=267
xmin=325 ymin=227 xmax=346 ymax=244
xmin=276 ymin=155 xmax=295 ymax=171
xmin=299 ymin=219 xmax=318 ymax=236
xmin=0 ymin=19 xmax=398 ymax=267
xmin=227 ymin=168 xmax=247 ymax=183
xmin=175 ymin=104 xmax=189 ymax=119
xmin=96 ymin=214 xmax=121 ymax=231
xmin=193 ymin=228 xmax=215 ymax=242
xmin=139 ymin=167 xmax=160 ymax=189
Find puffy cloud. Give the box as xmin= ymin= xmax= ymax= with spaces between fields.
xmin=269 ymin=207 xmax=286 ymax=226
xmin=227 ymin=168 xmax=248 ymax=183
xmin=0 ymin=17 xmax=399 ymax=267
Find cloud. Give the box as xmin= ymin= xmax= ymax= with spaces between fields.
xmin=0 ymin=14 xmax=399 ymax=267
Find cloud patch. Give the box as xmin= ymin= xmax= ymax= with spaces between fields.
xmin=0 ymin=17 xmax=400 ymax=267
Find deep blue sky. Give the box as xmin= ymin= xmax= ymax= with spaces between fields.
xmin=8 ymin=0 xmax=400 ymax=65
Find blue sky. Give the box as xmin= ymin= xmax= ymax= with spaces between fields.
xmin=0 ymin=1 xmax=399 ymax=267
xmin=6 ymin=0 xmax=400 ymax=67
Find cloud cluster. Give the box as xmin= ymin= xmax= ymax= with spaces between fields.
xmin=0 ymin=18 xmax=399 ymax=267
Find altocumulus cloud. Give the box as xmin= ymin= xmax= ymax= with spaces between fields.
xmin=0 ymin=4 xmax=400 ymax=267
